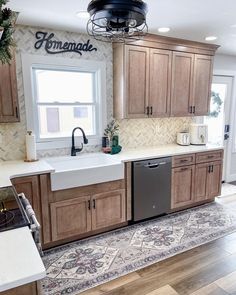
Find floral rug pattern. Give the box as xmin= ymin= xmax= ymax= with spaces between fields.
xmin=41 ymin=202 xmax=236 ymax=295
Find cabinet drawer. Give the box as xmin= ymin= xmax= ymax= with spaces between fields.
xmin=196 ymin=150 xmax=223 ymax=164
xmin=172 ymin=154 xmax=195 ymax=168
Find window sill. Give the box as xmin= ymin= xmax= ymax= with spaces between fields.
xmin=36 ymin=136 xmax=101 ymax=150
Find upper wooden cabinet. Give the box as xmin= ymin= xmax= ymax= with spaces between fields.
xmin=113 ymin=34 xmax=219 ymax=119
xmin=170 ymin=52 xmax=194 ymax=116
xmin=125 ymin=45 xmax=149 ymax=118
xmin=192 ymin=55 xmax=213 ymax=116
xmin=0 ymin=57 xmax=20 ymax=123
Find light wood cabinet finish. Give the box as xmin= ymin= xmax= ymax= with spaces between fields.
xmin=125 ymin=45 xmax=149 ymax=118
xmin=196 ymin=150 xmax=224 ymax=164
xmin=0 ymin=57 xmax=20 ymax=123
xmin=50 ymin=196 xmax=92 ymax=241
xmin=171 ymin=165 xmax=195 ymax=209
xmin=192 ymin=55 xmax=213 ymax=115
xmin=207 ymin=161 xmax=223 ymax=198
xmin=92 ymin=189 xmax=126 ymax=231
xmin=172 ymin=150 xmax=223 ymax=210
xmin=113 ymin=34 xmax=218 ymax=119
xmin=170 ymin=52 xmax=194 ymax=117
xmin=1 ymin=282 xmax=38 ymax=295
xmin=195 ymin=162 xmax=209 ymax=202
xmin=149 ymin=49 xmax=172 ymax=117
xmin=172 ymin=154 xmax=196 ymax=168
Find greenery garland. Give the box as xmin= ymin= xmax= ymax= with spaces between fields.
xmin=0 ymin=0 xmax=17 ymax=64
xmin=209 ymin=91 xmax=223 ymax=118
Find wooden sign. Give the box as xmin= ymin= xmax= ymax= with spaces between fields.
xmin=34 ymin=31 xmax=98 ymax=55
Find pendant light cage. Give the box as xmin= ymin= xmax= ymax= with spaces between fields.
xmin=87 ymin=0 xmax=148 ymax=43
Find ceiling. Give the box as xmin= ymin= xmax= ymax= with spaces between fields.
xmin=8 ymin=0 xmax=236 ymax=55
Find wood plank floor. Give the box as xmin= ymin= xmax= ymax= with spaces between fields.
xmin=81 ymin=196 xmax=236 ymax=295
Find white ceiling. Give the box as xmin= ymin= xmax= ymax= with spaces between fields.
xmin=8 ymin=0 xmax=236 ymax=55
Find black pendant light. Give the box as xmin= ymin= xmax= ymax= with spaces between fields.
xmin=87 ymin=0 xmax=148 ymax=42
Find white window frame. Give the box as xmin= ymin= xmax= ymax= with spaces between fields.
xmin=21 ymin=53 xmax=107 ymax=150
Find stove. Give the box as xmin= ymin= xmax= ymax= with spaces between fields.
xmin=0 ymin=186 xmax=30 ymax=232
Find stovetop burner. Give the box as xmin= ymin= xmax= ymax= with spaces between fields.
xmin=0 ymin=210 xmax=15 ymax=227
xmin=0 ymin=186 xmax=30 ymax=232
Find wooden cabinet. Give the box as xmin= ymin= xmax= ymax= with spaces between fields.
xmin=125 ymin=45 xmax=149 ymax=118
xmin=50 ymin=188 xmax=126 ymax=242
xmin=48 ymin=180 xmax=126 ymax=243
xmin=0 ymin=57 xmax=20 ymax=123
xmin=194 ymin=162 xmax=209 ymax=202
xmin=170 ymin=52 xmax=194 ymax=116
xmin=192 ymin=55 xmax=213 ymax=116
xmin=149 ymin=48 xmax=172 ymax=117
xmin=114 ymin=44 xmax=172 ymax=119
xmin=171 ymin=150 xmax=223 ymax=210
xmin=92 ymin=190 xmax=126 ymax=230
xmin=1 ymin=282 xmax=38 ymax=295
xmin=113 ymin=35 xmax=218 ymax=119
xmin=171 ymin=165 xmax=195 ymax=209
xmin=50 ymin=196 xmax=92 ymax=241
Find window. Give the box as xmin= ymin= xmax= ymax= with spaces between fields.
xmin=33 ymin=68 xmax=97 ymax=139
xmin=22 ymin=54 xmax=106 ymax=150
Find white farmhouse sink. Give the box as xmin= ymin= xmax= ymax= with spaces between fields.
xmin=46 ymin=153 xmax=124 ymax=191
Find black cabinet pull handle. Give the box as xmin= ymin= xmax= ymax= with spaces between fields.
xmin=150 ymin=106 xmax=153 ymax=116
xmin=211 ymin=165 xmax=214 ymax=173
xmin=193 ymin=106 xmax=196 ymax=114
xmin=88 ymin=200 xmax=91 ymax=210
xmin=181 ymin=167 xmax=189 ymax=171
xmin=208 ymin=165 xmax=211 ymax=173
xmin=146 ymin=106 xmax=149 ymax=116
xmin=93 ymin=199 xmax=96 ymax=209
xmin=189 ymin=106 xmax=193 ymax=114
xmin=16 ymin=107 xmax=19 ymax=118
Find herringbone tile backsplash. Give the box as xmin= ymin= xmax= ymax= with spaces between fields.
xmin=0 ymin=25 xmax=192 ymax=161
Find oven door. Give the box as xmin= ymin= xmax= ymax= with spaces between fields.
xmin=18 ymin=193 xmax=43 ymax=256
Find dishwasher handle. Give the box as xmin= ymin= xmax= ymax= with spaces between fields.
xmin=144 ymin=161 xmax=167 ymax=168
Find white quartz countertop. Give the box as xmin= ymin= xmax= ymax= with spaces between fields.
xmin=112 ymin=143 xmax=224 ymax=162
xmin=0 ymin=144 xmax=224 ymax=188
xmin=0 ymin=227 xmax=46 ymax=292
xmin=0 ymin=159 xmax=54 ymax=188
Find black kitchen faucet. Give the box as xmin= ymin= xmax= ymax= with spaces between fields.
xmin=71 ymin=127 xmax=88 ymax=156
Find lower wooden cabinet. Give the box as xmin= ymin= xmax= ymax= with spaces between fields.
xmin=207 ymin=161 xmax=223 ymax=198
xmin=92 ymin=190 xmax=126 ymax=231
xmin=12 ymin=175 xmax=126 ymax=246
xmin=171 ymin=150 xmax=223 ymax=210
xmin=50 ymin=196 xmax=92 ymax=241
xmin=50 ymin=187 xmax=126 ymax=242
xmin=1 ymin=282 xmax=38 ymax=295
xmin=171 ymin=165 xmax=195 ymax=208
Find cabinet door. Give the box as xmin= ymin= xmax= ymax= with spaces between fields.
xmin=11 ymin=176 xmax=41 ymax=223
xmin=171 ymin=166 xmax=195 ymax=209
xmin=0 ymin=57 xmax=20 ymax=122
xmin=207 ymin=161 xmax=222 ymax=199
xmin=50 ymin=196 xmax=92 ymax=241
xmin=125 ymin=45 xmax=149 ymax=118
xmin=92 ymin=189 xmax=126 ymax=230
xmin=192 ymin=54 xmax=213 ymax=115
xmin=149 ymin=49 xmax=172 ymax=117
xmin=170 ymin=52 xmax=194 ymax=116
xmin=195 ymin=162 xmax=209 ymax=202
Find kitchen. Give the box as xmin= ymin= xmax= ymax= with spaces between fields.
xmin=1 ymin=0 xmax=236 ymax=294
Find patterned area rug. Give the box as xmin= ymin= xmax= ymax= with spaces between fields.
xmin=41 ymin=202 xmax=236 ymax=295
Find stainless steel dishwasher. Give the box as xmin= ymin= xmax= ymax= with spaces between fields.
xmin=132 ymin=157 xmax=172 ymax=221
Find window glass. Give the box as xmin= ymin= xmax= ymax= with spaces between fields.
xmin=35 ymin=69 xmax=94 ymax=103
xmin=33 ymin=68 xmax=97 ymax=140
